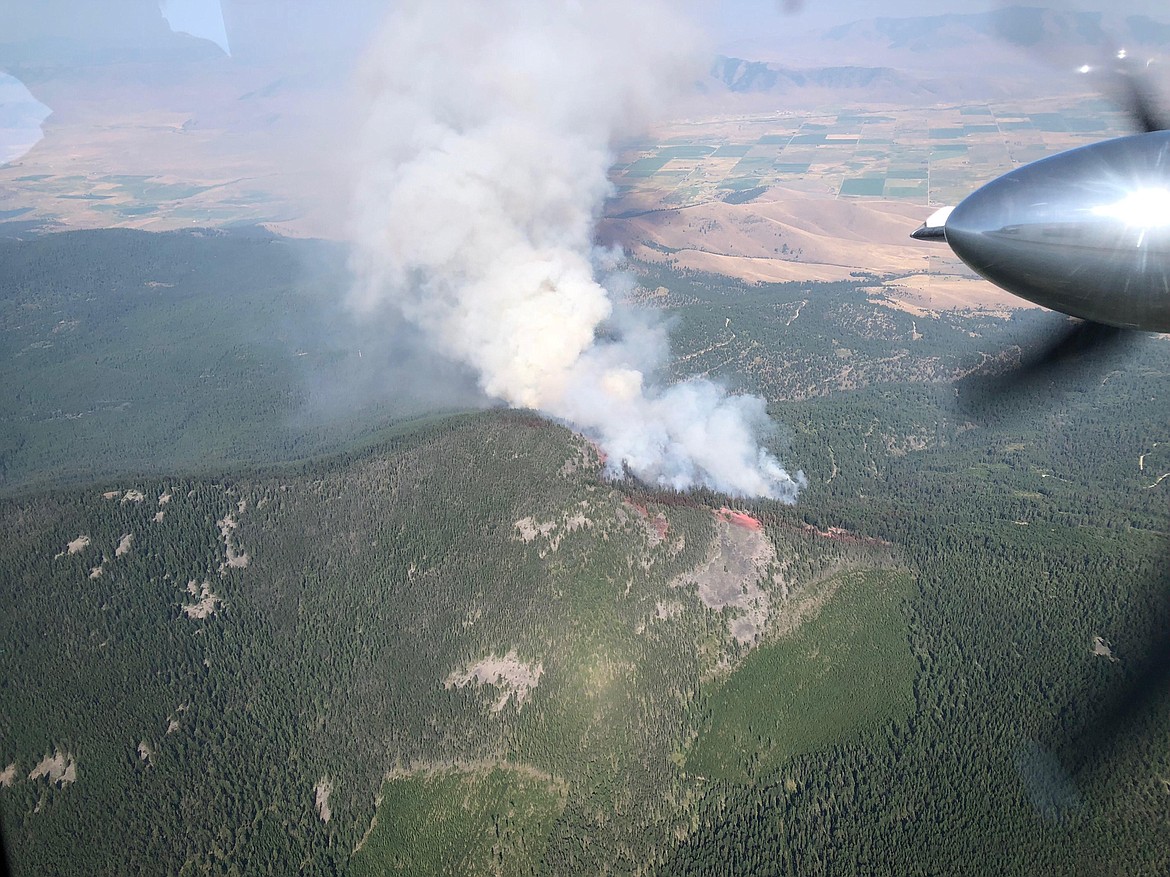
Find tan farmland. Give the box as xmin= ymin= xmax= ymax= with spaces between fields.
xmin=600 ymin=94 xmax=1126 ymax=312
xmin=6 ymin=80 xmax=1120 ymax=318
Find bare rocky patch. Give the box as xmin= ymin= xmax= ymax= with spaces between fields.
xmin=445 ymin=650 xmax=543 ymax=711
xmin=670 ymin=514 xmax=775 ymax=645
xmin=122 ymin=489 xmax=145 ymax=503
xmin=314 ymin=776 xmax=333 ymax=823
xmin=137 ymin=741 xmax=154 ymax=766
xmin=514 ymin=504 xmax=594 ymax=554
xmin=64 ymin=534 xmax=91 ymax=555
xmin=183 ymin=580 xmax=223 ymax=619
xmin=28 ymin=749 xmax=77 ymax=786
xmin=217 ymin=514 xmax=250 ymax=572
xmin=1091 ymin=635 xmax=1119 ymax=663
xmin=165 ymin=703 xmax=189 ymax=734
xmin=515 ymin=516 xmax=557 ymax=543
xmin=115 ymin=532 xmax=134 ymax=557
xmin=564 ymin=509 xmax=591 ymax=532
xmin=0 ymin=763 xmax=16 ymax=787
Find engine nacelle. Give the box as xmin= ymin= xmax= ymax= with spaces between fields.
xmin=914 ymin=131 xmax=1170 ymax=332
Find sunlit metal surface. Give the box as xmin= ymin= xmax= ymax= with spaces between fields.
xmin=942 ymin=131 xmax=1170 ymax=332
xmin=909 ymin=205 xmax=952 ymax=241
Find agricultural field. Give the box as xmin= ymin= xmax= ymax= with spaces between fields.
xmin=608 ymin=94 xmax=1129 ymax=210
xmin=0 ymin=58 xmax=348 ymax=239
xmin=601 ymin=94 xmax=1133 ymax=288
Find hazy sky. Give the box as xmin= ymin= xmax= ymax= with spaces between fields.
xmin=708 ymin=0 xmax=993 ymax=35
xmin=4 ymin=1 xmax=1169 ymax=70
xmin=159 ymin=0 xmax=231 ymax=55
xmin=4 ymin=2 xmax=1169 ymax=182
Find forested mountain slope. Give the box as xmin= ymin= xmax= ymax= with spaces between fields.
xmin=1 ymin=412 xmax=886 ymax=874
xmin=4 ymin=228 xmax=1170 ymax=874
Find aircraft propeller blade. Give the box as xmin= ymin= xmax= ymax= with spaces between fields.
xmin=956 ymin=318 xmax=1134 ymax=421
xmin=921 ymin=4 xmax=1170 ymax=825
xmin=993 ymin=4 xmax=1168 ymax=133
xmin=1107 ymin=55 xmax=1166 ymax=134
xmin=948 ymin=5 xmax=1164 ymax=415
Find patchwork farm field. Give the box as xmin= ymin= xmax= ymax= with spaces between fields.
xmin=608 ymin=94 xmax=1128 ymax=209
xmin=600 ymin=94 xmax=1132 ymax=290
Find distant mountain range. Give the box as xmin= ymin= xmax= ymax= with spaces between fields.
xmin=707 ymin=6 xmax=1170 ymax=105
xmin=710 ymin=56 xmax=915 ymax=95
xmin=705 ymin=53 xmax=989 ymax=105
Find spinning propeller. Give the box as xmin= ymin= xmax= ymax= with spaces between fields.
xmin=911 ymin=5 xmax=1170 ymax=815
xmin=913 ymin=9 xmax=1169 ymax=388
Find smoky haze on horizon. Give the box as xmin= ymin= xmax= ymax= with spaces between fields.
xmin=348 ymin=0 xmax=806 ymax=501
xmin=6 ymin=0 xmax=1162 ymax=498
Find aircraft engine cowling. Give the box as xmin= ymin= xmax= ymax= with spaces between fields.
xmin=933 ymin=131 xmax=1170 ymax=333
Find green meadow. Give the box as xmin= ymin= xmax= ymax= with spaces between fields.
xmin=685 ymin=570 xmax=915 ymax=782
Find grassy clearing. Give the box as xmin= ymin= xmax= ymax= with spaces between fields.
xmin=685 ymin=569 xmax=915 ymax=782
xmin=347 ymin=765 xmax=567 ymax=877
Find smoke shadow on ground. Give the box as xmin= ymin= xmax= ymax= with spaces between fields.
xmin=278 ymin=235 xmax=490 ymax=433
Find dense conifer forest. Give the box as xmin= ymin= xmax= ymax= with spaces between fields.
xmin=2 ymin=229 xmax=1169 ymax=874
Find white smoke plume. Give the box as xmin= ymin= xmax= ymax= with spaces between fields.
xmin=349 ymin=0 xmax=805 ymax=501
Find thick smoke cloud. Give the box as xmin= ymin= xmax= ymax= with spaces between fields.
xmin=349 ymin=0 xmax=805 ymax=501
